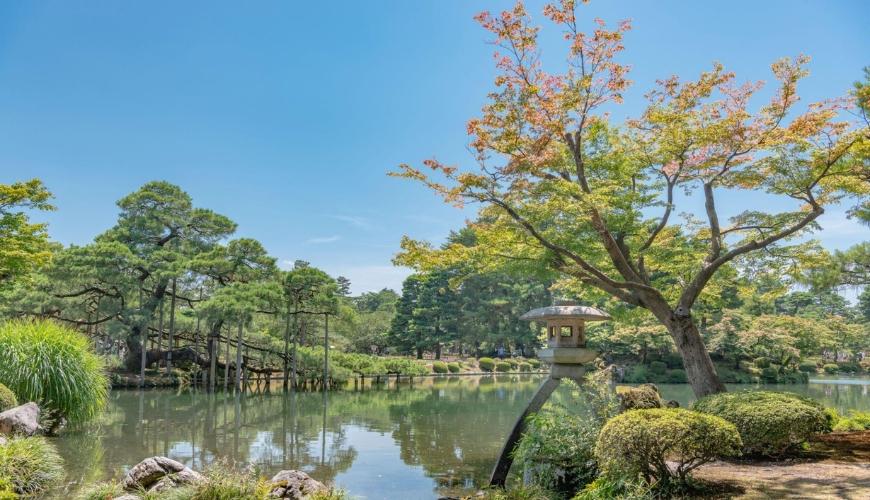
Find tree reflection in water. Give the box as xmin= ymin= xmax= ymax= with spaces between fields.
xmin=53 ymin=375 xmax=541 ymax=498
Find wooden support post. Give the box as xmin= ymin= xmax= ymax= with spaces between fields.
xmin=166 ymin=278 xmax=177 ymax=376
xmin=489 ymin=377 xmax=561 ymax=487
xmin=322 ymin=313 xmax=329 ymax=392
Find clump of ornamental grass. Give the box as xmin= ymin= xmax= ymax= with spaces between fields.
xmin=0 ymin=436 xmax=64 ymax=496
xmin=0 ymin=319 xmax=108 ymax=429
xmin=0 ymin=384 xmax=16 ymax=412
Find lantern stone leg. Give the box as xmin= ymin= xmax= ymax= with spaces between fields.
xmin=488 ymin=301 xmax=610 ymax=488
xmin=488 ymin=377 xmax=561 ymax=487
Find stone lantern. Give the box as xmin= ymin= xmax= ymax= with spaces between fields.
xmin=520 ymin=300 xmax=610 ymax=380
xmin=490 ymin=299 xmax=610 ymax=487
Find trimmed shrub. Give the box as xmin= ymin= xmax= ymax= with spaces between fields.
xmin=0 ymin=319 xmax=108 ymax=427
xmin=778 ymin=371 xmax=809 ymax=384
xmin=432 ymin=361 xmax=448 ymax=374
xmin=447 ymin=362 xmax=461 ymax=374
xmin=618 ymin=384 xmax=663 ymax=411
xmin=823 ymin=363 xmax=839 ymax=374
xmin=478 ymin=357 xmax=495 ymax=372
xmin=798 ymin=361 xmax=818 ymax=373
xmin=692 ymin=390 xmax=830 ymax=455
xmin=596 ymin=408 xmax=742 ymax=486
xmin=838 ymin=362 xmax=860 ymax=373
xmin=664 ymin=369 xmax=687 ymax=384
xmin=754 ymin=357 xmax=771 ymax=369
xmin=0 ymin=384 xmax=16 ymax=412
xmin=527 ymin=359 xmax=541 ymax=369
xmin=649 ymin=361 xmax=667 ymax=375
xmin=831 ymin=410 xmax=870 ymax=432
xmin=662 ymin=353 xmax=684 ymax=369
xmin=0 ymin=436 xmax=64 ymax=496
xmin=518 ymin=362 xmax=532 ymax=372
xmin=495 ymin=361 xmax=511 ymax=372
xmin=760 ymin=366 xmax=779 ymax=383
xmin=622 ymin=365 xmax=650 ymax=384
xmin=506 ymin=358 xmax=519 ymax=368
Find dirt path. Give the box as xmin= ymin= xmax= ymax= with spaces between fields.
xmin=693 ymin=432 xmax=870 ymax=499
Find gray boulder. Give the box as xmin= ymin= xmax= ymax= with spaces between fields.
xmin=122 ymin=456 xmax=204 ymax=491
xmin=268 ymin=470 xmax=328 ymax=499
xmin=0 ymin=402 xmax=41 ymax=436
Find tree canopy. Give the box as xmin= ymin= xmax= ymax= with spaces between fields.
xmin=393 ymin=0 xmax=869 ymax=396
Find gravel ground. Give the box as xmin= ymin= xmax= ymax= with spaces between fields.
xmin=692 ymin=432 xmax=870 ymax=499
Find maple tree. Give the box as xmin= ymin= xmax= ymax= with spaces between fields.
xmin=394 ymin=1 xmax=869 ymax=396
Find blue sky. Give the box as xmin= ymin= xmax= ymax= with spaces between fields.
xmin=1 ymin=1 xmax=867 ymax=293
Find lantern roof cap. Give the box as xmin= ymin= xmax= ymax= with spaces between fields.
xmin=519 ymin=301 xmax=610 ymax=322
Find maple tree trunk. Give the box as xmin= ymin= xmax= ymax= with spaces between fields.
xmin=666 ymin=316 xmax=726 ymax=397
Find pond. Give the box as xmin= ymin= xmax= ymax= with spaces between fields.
xmin=53 ymin=375 xmax=870 ymax=499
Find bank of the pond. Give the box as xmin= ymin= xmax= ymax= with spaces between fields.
xmin=47 ymin=374 xmax=870 ymax=499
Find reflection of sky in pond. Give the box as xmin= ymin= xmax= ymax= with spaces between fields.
xmin=51 ymin=375 xmax=870 ymax=499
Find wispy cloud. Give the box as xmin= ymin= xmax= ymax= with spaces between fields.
xmin=305 ymin=235 xmax=342 ymax=244
xmin=329 ymin=214 xmax=372 ymax=230
xmin=324 ymin=265 xmax=412 ymax=294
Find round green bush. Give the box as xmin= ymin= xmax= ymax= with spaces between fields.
xmin=495 ymin=361 xmax=511 ymax=372
xmin=0 ymin=436 xmax=64 ymax=496
xmin=518 ymin=362 xmax=532 ymax=372
xmin=596 ymin=408 xmax=742 ymax=485
xmin=760 ymin=366 xmax=779 ymax=383
xmin=478 ymin=357 xmax=495 ymax=372
xmin=838 ymin=362 xmax=860 ymax=373
xmin=798 ymin=361 xmax=818 ymax=373
xmin=0 ymin=319 xmax=108 ymax=426
xmin=618 ymin=384 xmax=664 ymax=411
xmin=528 ymin=358 xmax=541 ymax=369
xmin=0 ymin=384 xmax=17 ymax=412
xmin=692 ymin=390 xmax=830 ymax=456
xmin=664 ymin=369 xmax=688 ymax=384
xmin=447 ymin=362 xmax=461 ymax=373
xmin=432 ymin=361 xmax=448 ymax=374
xmin=823 ymin=363 xmax=839 ymax=374
xmin=779 ymin=371 xmax=809 ymax=384
xmin=506 ymin=358 xmax=519 ymax=368
xmin=754 ymin=357 xmax=771 ymax=369
xmin=649 ymin=361 xmax=667 ymax=375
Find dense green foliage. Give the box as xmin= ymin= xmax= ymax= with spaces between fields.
xmin=478 ymin=357 xmax=495 ymax=372
xmin=827 ymin=409 xmax=870 ymax=432
xmin=514 ymin=371 xmax=620 ymax=494
xmin=0 ymin=179 xmax=55 ymax=289
xmin=389 ymin=228 xmax=552 ymax=359
xmin=595 ymin=409 xmax=742 ymax=486
xmin=0 ymin=436 xmax=64 ymax=496
xmin=432 ymin=361 xmax=448 ymax=374
xmin=0 ymin=384 xmax=16 ymax=412
xmin=0 ymin=319 xmax=108 ymax=426
xmin=692 ymin=390 xmax=830 ymax=455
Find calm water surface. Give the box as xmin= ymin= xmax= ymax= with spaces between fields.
xmin=53 ymin=375 xmax=870 ymax=499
